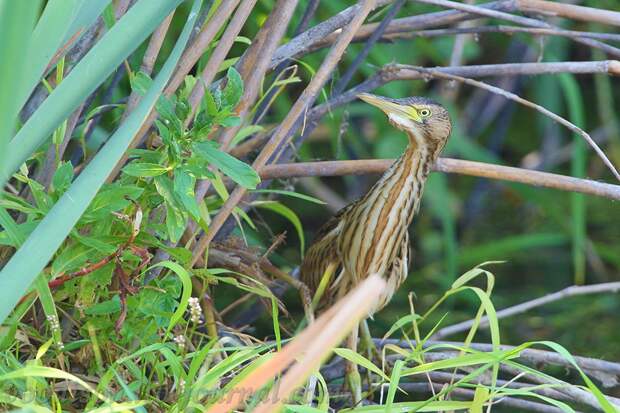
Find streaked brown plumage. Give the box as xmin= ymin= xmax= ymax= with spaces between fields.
xmin=300 ymin=93 xmax=452 ymax=314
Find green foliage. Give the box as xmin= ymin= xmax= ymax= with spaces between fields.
xmin=122 ymin=67 xmax=259 ymax=242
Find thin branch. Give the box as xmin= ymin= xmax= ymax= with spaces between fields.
xmin=516 ymin=0 xmax=620 ymax=27
xmin=306 ymin=60 xmax=620 ymax=136
xmin=432 ymin=282 xmax=620 ymax=340
xmin=274 ymin=0 xmax=406 ymax=168
xmin=190 ymin=0 xmax=299 ymax=232
xmin=217 ymin=0 xmax=300 ymax=151
xmin=411 ymin=0 xmax=620 ymax=59
xmin=252 ymin=0 xmax=321 ymax=123
xmin=270 ymin=0 xmax=394 ymax=69
xmin=189 ymin=0 xmax=382 ymax=267
xmin=404 ymin=371 xmax=582 ymax=407
xmin=383 ymin=25 xmax=620 ymax=43
xmin=260 ymin=158 xmax=620 ymax=201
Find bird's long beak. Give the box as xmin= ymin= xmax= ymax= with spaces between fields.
xmin=357 ymin=93 xmax=421 ymax=122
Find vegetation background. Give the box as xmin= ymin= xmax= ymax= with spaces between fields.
xmin=1 ymin=0 xmax=619 ymax=411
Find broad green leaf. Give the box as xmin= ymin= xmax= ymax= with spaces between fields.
xmin=174 ymin=169 xmax=201 ymax=220
xmin=0 ymin=0 xmax=201 ymax=325
xmin=51 ymin=161 xmax=74 ymax=195
xmin=165 ymin=201 xmax=187 ymax=243
xmin=222 ymin=67 xmax=243 ymax=107
xmin=155 ymin=175 xmax=180 ymax=208
xmin=218 ymin=115 xmax=241 ymax=127
xmin=82 ymin=184 xmax=143 ymax=222
xmin=123 ymin=162 xmax=169 ymax=177
xmin=193 ymin=141 xmax=260 ymax=189
xmin=130 ymin=71 xmax=154 ymax=96
xmin=84 ymin=295 xmax=121 ymax=316
xmin=0 ymin=221 xmax=39 ymax=247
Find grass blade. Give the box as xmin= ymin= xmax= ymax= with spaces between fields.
xmin=558 ymin=73 xmax=586 ymax=285
xmin=0 ymin=1 xmax=40 ymax=185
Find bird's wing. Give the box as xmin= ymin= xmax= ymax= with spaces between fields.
xmin=299 ymin=202 xmax=356 ymax=293
xmin=375 ymin=230 xmax=411 ymax=312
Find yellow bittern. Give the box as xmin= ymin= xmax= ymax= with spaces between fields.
xmin=300 ymin=93 xmax=452 ymax=401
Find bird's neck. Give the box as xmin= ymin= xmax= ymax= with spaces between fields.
xmin=383 ymin=142 xmax=435 ymax=184
xmin=368 ymin=143 xmax=435 ymax=220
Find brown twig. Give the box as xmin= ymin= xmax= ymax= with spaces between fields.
xmin=189 ymin=0 xmax=382 ymax=267
xmin=259 ymin=158 xmax=620 ymax=201
xmin=216 ymin=0 xmax=301 ymax=151
xmin=382 ymin=25 xmax=620 ymax=43
xmin=269 ymin=0 xmax=394 ymax=69
xmin=334 ymin=0 xmax=406 ymax=95
xmin=395 ymin=59 xmax=620 ymax=78
xmin=516 ymin=0 xmax=620 ymax=27
xmin=431 ymin=281 xmax=620 ymax=340
xmin=411 ymin=0 xmax=620 ymax=59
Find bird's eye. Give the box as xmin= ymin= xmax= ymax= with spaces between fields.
xmin=419 ymin=109 xmax=431 ymax=117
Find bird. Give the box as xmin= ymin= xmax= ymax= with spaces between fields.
xmin=299 ymin=92 xmax=452 ymax=402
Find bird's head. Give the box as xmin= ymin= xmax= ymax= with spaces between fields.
xmin=358 ymin=93 xmax=452 ymax=155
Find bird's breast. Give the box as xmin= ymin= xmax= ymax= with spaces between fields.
xmin=339 ymin=148 xmax=427 ymax=281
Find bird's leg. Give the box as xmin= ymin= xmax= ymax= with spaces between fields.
xmin=360 ymin=319 xmax=382 ymax=364
xmin=346 ymin=325 xmax=363 ymax=405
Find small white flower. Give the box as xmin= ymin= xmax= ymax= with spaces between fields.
xmin=174 ymin=334 xmax=186 ymax=350
xmin=188 ymin=297 xmax=202 ymax=324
